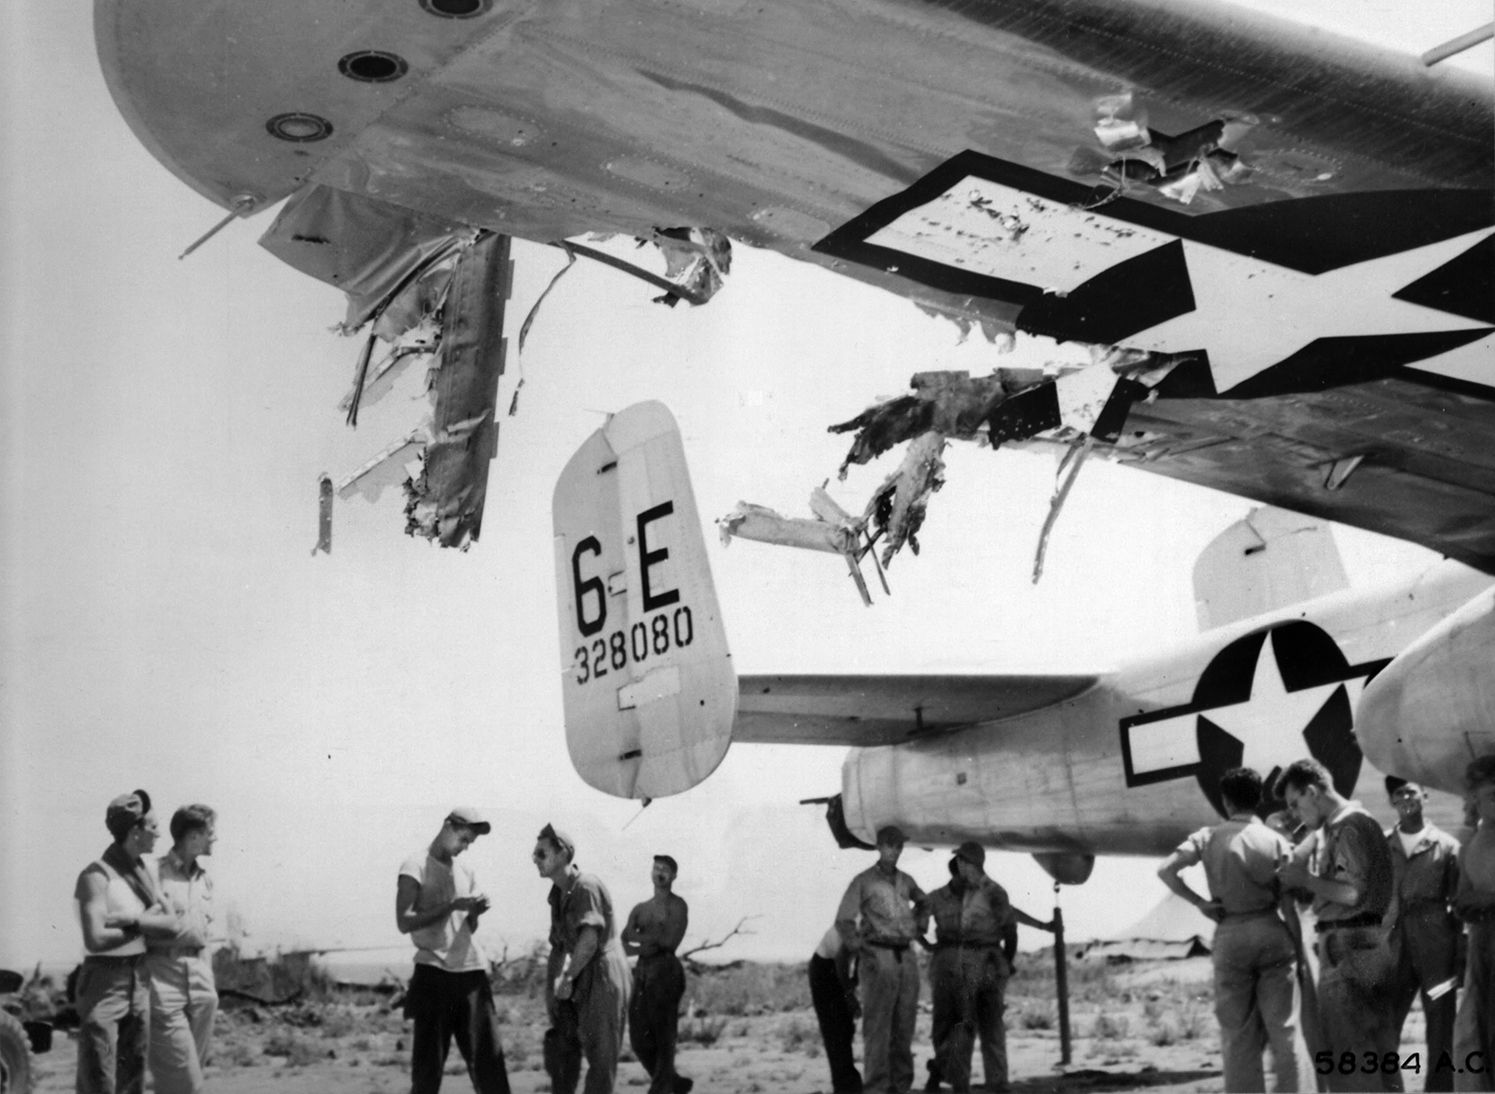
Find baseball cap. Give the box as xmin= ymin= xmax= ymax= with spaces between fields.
xmin=106 ymin=789 xmax=153 ymax=840
xmin=953 ymin=841 xmax=985 ymax=868
xmin=875 ymin=825 xmax=907 ymax=846
xmin=447 ymin=807 xmax=491 ymax=835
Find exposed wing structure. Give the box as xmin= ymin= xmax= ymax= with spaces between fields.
xmin=96 ymin=0 xmax=1494 ymax=561
xmin=736 ymin=673 xmax=1101 ymax=745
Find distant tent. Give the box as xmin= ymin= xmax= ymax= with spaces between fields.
xmin=1079 ymin=892 xmax=1214 ymax=962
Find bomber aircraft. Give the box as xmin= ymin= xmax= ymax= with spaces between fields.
xmin=554 ymin=401 xmax=1491 ymax=880
xmin=95 ymin=2 xmax=1494 ymax=800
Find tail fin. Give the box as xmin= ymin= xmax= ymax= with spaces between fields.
xmin=1192 ymin=506 xmax=1349 ymax=631
xmin=552 ymin=402 xmax=738 ymax=799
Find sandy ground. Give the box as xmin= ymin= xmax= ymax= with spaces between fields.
xmin=23 ymin=957 xmax=1434 ymax=1093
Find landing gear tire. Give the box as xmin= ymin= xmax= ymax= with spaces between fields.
xmin=0 ymin=1010 xmax=32 ymax=1094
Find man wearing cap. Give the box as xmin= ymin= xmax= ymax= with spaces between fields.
xmin=926 ymin=842 xmax=1053 ymax=1094
xmin=1383 ymin=777 xmax=1462 ymax=1092
xmin=534 ymin=823 xmax=632 ymax=1094
xmin=1278 ymin=758 xmax=1401 ymax=1093
xmin=74 ymin=789 xmax=179 ymax=1094
xmin=145 ymin=803 xmax=221 ymax=1094
xmin=1159 ymin=767 xmax=1312 ymax=1093
xmin=396 ymin=808 xmax=509 ymax=1094
xmin=835 ymin=824 xmax=929 ymax=1094
xmin=622 ymin=855 xmax=692 ymax=1094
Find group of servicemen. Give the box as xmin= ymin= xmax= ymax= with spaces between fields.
xmin=73 ymin=755 xmax=1495 ymax=1094
xmin=1157 ymin=755 xmax=1495 ymax=1094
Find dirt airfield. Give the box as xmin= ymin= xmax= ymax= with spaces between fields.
xmin=25 ymin=955 xmax=1434 ymax=1093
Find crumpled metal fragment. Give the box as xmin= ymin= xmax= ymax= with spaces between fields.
xmin=829 ymin=369 xmax=1046 ymax=473
xmin=865 ymin=431 xmax=946 ymax=565
xmin=650 ymin=227 xmax=732 ymax=306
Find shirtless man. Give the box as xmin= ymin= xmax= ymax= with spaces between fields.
xmin=622 ymin=855 xmax=692 ymax=1094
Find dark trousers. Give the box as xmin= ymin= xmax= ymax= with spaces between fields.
xmin=1390 ymin=913 xmax=1461 ymax=1093
xmin=630 ymin=954 xmax=686 ymax=1094
xmin=406 ymin=964 xmax=510 ymax=1094
xmin=810 ymin=954 xmax=863 ymax=1093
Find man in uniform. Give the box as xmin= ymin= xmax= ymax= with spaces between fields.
xmin=74 ymin=789 xmax=178 ymax=1094
xmin=1451 ymin=754 xmax=1495 ymax=1092
xmin=835 ymin=825 xmax=928 ymax=1094
xmin=808 ymin=922 xmax=862 ymax=1094
xmin=1384 ymin=777 xmax=1462 ymax=1092
xmin=395 ymin=807 xmax=510 ymax=1094
xmin=1278 ymin=758 xmax=1401 ymax=1093
xmin=145 ymin=803 xmax=221 ymax=1094
xmin=926 ymin=842 xmax=1053 ymax=1094
xmin=535 ymin=823 xmax=632 ymax=1094
xmin=621 ymin=854 xmax=692 ymax=1094
xmin=1158 ymin=767 xmax=1313 ymax=1092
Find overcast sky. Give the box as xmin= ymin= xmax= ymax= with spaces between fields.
xmin=1 ymin=1 xmax=1487 ymax=971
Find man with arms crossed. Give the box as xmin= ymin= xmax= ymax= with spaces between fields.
xmin=396 ymin=808 xmax=510 ymax=1094
xmin=75 ymin=789 xmax=179 ymax=1094
xmin=1278 ymin=758 xmax=1401 ymax=1093
xmin=622 ymin=854 xmax=692 ymax=1094
xmin=1158 ymin=767 xmax=1312 ymax=1092
xmin=1384 ymin=777 xmax=1462 ymax=1092
xmin=146 ymin=804 xmax=221 ymax=1094
xmin=836 ymin=825 xmax=928 ymax=1094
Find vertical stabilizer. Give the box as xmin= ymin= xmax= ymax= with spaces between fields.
xmin=1193 ymin=506 xmax=1348 ymax=631
xmin=552 ymin=402 xmax=737 ymax=799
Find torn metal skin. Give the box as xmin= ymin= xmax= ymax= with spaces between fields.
xmin=723 ymin=346 xmax=1183 ymax=596
xmin=258 ymin=186 xmax=733 ymax=550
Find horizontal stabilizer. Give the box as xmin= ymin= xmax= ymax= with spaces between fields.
xmin=736 ymin=673 xmax=1099 ymax=745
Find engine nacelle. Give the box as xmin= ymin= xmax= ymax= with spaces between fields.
xmin=1357 ymin=584 xmax=1495 ymax=795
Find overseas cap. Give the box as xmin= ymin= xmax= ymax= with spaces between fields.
xmin=539 ymin=823 xmax=575 ymax=858
xmin=953 ymin=841 xmax=986 ymax=868
xmin=447 ymin=807 xmax=491 ymax=835
xmin=875 ymin=825 xmax=907 ymax=847
xmin=106 ymin=789 xmax=152 ymax=841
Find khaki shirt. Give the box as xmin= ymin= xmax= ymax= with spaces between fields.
xmin=835 ymin=863 xmax=927 ymax=947
xmin=1310 ymin=802 xmax=1393 ymax=923
xmin=150 ymin=850 xmax=214 ymax=950
xmin=1386 ymin=821 xmax=1460 ymax=930
xmin=1174 ymin=814 xmax=1287 ymax=916
xmin=927 ymin=876 xmax=1013 ymax=946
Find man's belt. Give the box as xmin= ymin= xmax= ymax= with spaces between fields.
xmin=864 ymin=939 xmax=911 ymax=951
xmin=83 ymin=953 xmax=145 ymax=966
xmin=1220 ymin=907 xmax=1278 ymax=920
xmin=150 ymin=945 xmax=204 ymax=957
xmin=1314 ymin=913 xmax=1383 ymax=932
xmin=934 ymin=940 xmax=1003 ymax=950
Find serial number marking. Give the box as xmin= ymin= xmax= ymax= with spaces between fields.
xmin=572 ymin=606 xmax=695 ymax=685
xmin=1314 ymin=1051 xmax=1488 ymax=1077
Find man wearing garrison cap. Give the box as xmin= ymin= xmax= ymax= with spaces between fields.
xmin=622 ymin=855 xmax=693 ymax=1093
xmin=835 ymin=825 xmax=929 ymax=1094
xmin=395 ymin=807 xmax=509 ymax=1093
xmin=1383 ymin=776 xmax=1461 ymax=1092
xmin=535 ymin=824 xmax=631 ymax=1094
xmin=74 ymin=789 xmax=178 ymax=1094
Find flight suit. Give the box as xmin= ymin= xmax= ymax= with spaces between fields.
xmin=926 ymin=877 xmax=1015 ymax=1093
xmin=545 ymin=872 xmax=632 ymax=1094
xmin=1386 ymin=823 xmax=1461 ymax=1092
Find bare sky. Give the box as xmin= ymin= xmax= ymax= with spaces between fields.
xmin=1 ymin=1 xmax=1485 ymax=971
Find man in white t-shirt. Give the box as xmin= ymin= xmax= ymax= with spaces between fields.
xmin=396 ymin=808 xmax=510 ymax=1094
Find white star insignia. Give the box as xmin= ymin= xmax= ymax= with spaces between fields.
xmin=1127 ymin=228 xmax=1494 ymax=392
